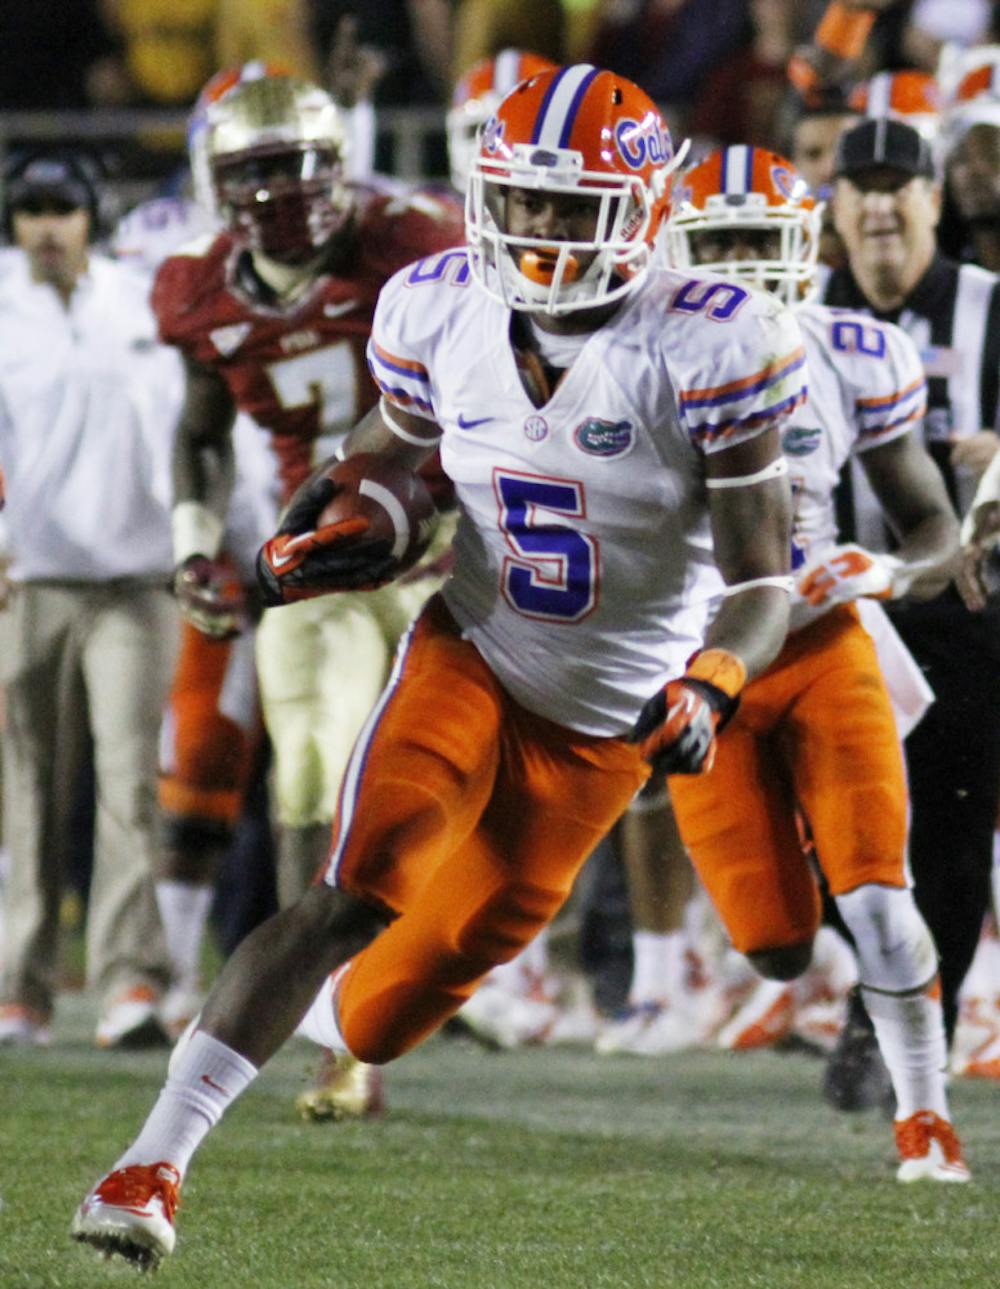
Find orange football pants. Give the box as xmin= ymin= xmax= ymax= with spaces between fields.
xmin=323 ymin=595 xmax=649 ymax=1064
xmin=669 ymin=604 xmax=907 ymax=956
xmin=158 ymin=620 xmax=258 ymax=827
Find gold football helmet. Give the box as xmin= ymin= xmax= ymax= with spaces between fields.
xmin=204 ymin=77 xmax=352 ymax=264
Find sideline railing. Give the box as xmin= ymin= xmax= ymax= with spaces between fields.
xmin=0 ymin=105 xmax=447 ymax=184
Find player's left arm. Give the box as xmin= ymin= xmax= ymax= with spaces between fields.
xmin=859 ymin=429 xmax=960 ymax=600
xmin=701 ymin=424 xmax=794 ymax=679
xmin=630 ymin=425 xmax=793 ymax=777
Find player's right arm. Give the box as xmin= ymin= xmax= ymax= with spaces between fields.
xmin=256 ymin=397 xmax=443 ymax=607
xmin=258 ymin=257 xmax=448 ymax=606
xmin=170 ymin=354 xmax=244 ymax=637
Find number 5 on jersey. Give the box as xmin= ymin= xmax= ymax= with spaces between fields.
xmin=494 ymin=470 xmax=598 ymax=622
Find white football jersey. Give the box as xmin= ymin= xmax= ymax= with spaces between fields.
xmin=368 ymin=253 xmax=806 ymax=735
xmin=784 ymin=302 xmax=927 ymax=632
xmin=111 ymin=195 xmax=216 ymax=278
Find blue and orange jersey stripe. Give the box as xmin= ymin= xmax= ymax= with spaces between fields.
xmin=856 ymin=376 xmax=926 ymax=412
xmin=679 ymin=346 xmax=807 ymax=412
xmin=368 ymin=341 xmax=431 ymax=384
xmin=690 ymin=387 xmax=808 ymax=445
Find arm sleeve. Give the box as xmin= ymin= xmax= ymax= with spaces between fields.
xmin=365 ymin=263 xmax=442 ymax=428
xmin=672 ymin=292 xmax=807 ymax=456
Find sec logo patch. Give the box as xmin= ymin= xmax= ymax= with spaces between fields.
xmin=524 ymin=415 xmax=549 ymax=441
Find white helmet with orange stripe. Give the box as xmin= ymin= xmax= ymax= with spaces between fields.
xmin=447 ymin=49 xmax=558 ymax=192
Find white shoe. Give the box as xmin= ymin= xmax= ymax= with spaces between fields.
xmin=0 ymin=1003 xmax=51 ymax=1047
xmin=72 ymin=1162 xmax=181 ymax=1267
xmin=95 ymin=987 xmax=169 ymax=1050
xmin=539 ymin=975 xmax=602 ymax=1047
xmin=717 ymin=979 xmax=797 ymax=1051
xmin=455 ymin=981 xmax=556 ymax=1050
xmin=159 ymin=986 xmax=205 ymax=1042
xmin=595 ymin=1000 xmax=703 ymax=1056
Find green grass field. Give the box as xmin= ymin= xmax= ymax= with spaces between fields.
xmin=2 ymin=996 xmax=998 ymax=1289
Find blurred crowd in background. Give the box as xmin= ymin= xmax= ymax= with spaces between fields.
xmin=4 ymin=1 xmax=998 ymax=184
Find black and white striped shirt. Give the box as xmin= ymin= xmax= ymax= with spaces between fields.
xmin=821 ymin=253 xmax=1000 ymax=546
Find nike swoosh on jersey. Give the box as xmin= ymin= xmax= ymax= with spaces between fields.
xmin=324 ymin=299 xmax=361 ymax=319
xmin=457 ymin=413 xmax=494 ymax=429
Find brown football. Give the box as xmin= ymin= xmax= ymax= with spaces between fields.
xmin=317 ymin=453 xmax=439 ymax=575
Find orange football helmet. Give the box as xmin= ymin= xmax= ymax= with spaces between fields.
xmin=466 ymin=63 xmax=686 ymax=315
xmin=447 ymin=49 xmax=558 ymax=191
xmin=666 ymin=146 xmax=821 ymax=305
xmin=849 ymin=70 xmax=941 ymax=141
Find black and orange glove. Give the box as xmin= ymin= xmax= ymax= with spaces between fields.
xmin=173 ymin=555 xmax=251 ymax=640
xmin=255 ymin=469 xmax=395 ymax=608
xmin=629 ymin=648 xmax=747 ymax=776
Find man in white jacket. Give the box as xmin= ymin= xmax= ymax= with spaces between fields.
xmin=0 ymin=150 xmax=181 ymax=1049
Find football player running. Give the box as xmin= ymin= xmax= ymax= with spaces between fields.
xmin=73 ymin=65 xmax=803 ymax=1266
xmin=664 ymin=145 xmax=966 ymax=1180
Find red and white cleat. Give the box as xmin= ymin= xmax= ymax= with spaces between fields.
xmin=71 ymin=1162 xmax=181 ymax=1267
xmin=895 ymin=1111 xmax=971 ymax=1183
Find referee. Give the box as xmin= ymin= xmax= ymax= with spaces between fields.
xmin=820 ymin=116 xmax=1000 ymax=1100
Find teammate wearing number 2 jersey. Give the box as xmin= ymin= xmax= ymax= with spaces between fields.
xmin=665 ymin=145 xmax=966 ymax=1181
xmin=74 ymin=66 xmax=802 ymax=1266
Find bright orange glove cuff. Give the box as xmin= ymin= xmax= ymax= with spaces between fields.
xmin=684 ymin=648 xmax=747 ymax=702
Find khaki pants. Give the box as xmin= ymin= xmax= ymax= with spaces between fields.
xmin=0 ymin=579 xmax=178 ymax=1016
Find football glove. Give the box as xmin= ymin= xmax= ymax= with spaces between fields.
xmin=797 ymin=544 xmax=904 ymax=608
xmin=255 ymin=470 xmax=395 ymax=608
xmin=630 ymin=648 xmax=747 ymax=776
xmin=173 ymin=555 xmax=250 ymax=640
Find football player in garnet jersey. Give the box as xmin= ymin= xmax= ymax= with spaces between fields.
xmin=74 ymin=64 xmax=801 ymax=1266
xmin=152 ymin=73 xmax=463 ymax=1117
xmin=663 ymin=145 xmax=966 ymax=1178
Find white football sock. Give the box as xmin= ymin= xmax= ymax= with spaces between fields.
xmin=156 ymin=881 xmax=214 ymax=993
xmin=631 ymin=930 xmax=686 ymax=1003
xmin=114 ymin=1030 xmax=257 ymax=1179
xmin=295 ymin=967 xmax=351 ymax=1054
xmin=862 ymin=982 xmax=949 ymax=1120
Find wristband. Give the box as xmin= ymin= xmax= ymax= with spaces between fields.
xmin=172 ymin=500 xmax=224 ymax=565
xmin=684 ymin=647 xmax=747 ymax=701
